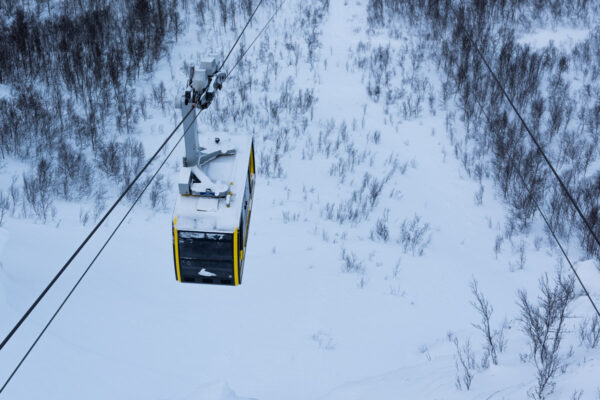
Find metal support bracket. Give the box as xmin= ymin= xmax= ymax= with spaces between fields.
xmin=175 ymin=57 xmax=234 ymax=198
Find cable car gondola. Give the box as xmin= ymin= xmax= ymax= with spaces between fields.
xmin=172 ymin=59 xmax=255 ymax=286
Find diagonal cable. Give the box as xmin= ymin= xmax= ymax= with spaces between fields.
xmin=0 ymin=0 xmax=290 ymax=392
xmin=0 ymin=109 xmax=201 ymax=395
xmin=218 ymin=0 xmax=266 ymax=72
xmin=0 ymin=107 xmax=192 ymax=354
xmin=473 ymin=97 xmax=600 ymax=319
xmin=227 ymin=0 xmax=289 ymax=76
xmin=449 ymin=5 xmax=600 ymax=255
xmin=0 ymin=0 xmax=272 ymax=356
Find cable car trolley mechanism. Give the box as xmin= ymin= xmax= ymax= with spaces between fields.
xmin=172 ymin=57 xmax=255 ymax=286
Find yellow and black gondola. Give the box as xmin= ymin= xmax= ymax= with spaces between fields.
xmin=172 ymin=136 xmax=255 ymax=286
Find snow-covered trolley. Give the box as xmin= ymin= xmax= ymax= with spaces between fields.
xmin=172 ymin=61 xmax=255 ymax=285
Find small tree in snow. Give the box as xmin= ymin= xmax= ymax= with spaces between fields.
xmin=518 ymin=272 xmax=576 ymax=400
xmin=470 ymin=279 xmax=507 ymax=366
xmin=454 ymin=337 xmax=477 ymax=390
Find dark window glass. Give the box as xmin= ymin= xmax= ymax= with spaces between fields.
xmin=178 ymin=231 xmax=233 ymax=262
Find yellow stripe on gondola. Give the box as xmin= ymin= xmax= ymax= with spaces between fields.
xmin=233 ymin=228 xmax=239 ymax=285
xmin=244 ymin=197 xmax=252 ymax=247
xmin=249 ymin=143 xmax=255 ymax=175
xmin=173 ymin=217 xmax=182 ymax=282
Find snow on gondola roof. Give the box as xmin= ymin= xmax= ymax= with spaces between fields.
xmin=173 ymin=133 xmax=253 ymax=233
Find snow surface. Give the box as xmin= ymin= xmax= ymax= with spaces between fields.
xmin=0 ymin=228 xmax=8 ymax=328
xmin=0 ymin=84 xmax=10 ymax=99
xmin=518 ymin=27 xmax=590 ymax=50
xmin=1 ymin=1 xmax=599 ymax=400
xmin=199 ymin=268 xmax=217 ymax=277
xmin=575 ymin=260 xmax=600 ymax=297
xmin=0 ymin=228 xmax=7 ymax=259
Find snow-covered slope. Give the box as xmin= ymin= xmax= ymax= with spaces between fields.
xmin=518 ymin=27 xmax=590 ymax=50
xmin=0 ymin=1 xmax=599 ymax=399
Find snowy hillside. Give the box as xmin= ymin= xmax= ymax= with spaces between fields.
xmin=1 ymin=0 xmax=600 ymax=399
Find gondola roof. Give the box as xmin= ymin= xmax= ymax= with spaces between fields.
xmin=173 ymin=133 xmax=253 ymax=233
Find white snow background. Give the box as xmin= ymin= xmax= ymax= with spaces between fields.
xmin=1 ymin=1 xmax=599 ymax=399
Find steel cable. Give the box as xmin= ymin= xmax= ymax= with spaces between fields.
xmin=0 ymin=0 xmax=285 ymax=392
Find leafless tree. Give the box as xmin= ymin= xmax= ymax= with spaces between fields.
xmin=0 ymin=191 xmax=9 ymax=226
xmin=399 ymin=214 xmax=431 ymax=256
xmin=578 ymin=315 xmax=600 ymax=349
xmin=518 ymin=272 xmax=576 ymax=400
xmin=470 ymin=279 xmax=506 ymax=365
xmin=454 ymin=337 xmax=477 ymax=390
xmin=22 ymin=159 xmax=54 ymax=222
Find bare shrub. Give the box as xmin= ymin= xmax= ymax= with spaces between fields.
xmin=152 ymin=81 xmax=167 ymax=111
xmin=494 ymin=234 xmax=503 ymax=258
xmin=259 ymin=149 xmax=284 ymax=178
xmin=79 ymin=208 xmax=89 ymax=226
xmin=454 ymin=337 xmax=476 ymax=391
xmin=8 ymin=176 xmax=20 ymax=214
xmin=0 ymin=192 xmax=9 ymax=226
xmin=22 ymin=159 xmax=55 ymax=222
xmin=96 ymin=140 xmax=123 ymax=179
xmin=93 ymin=188 xmax=107 ymax=221
xmin=370 ymin=209 xmax=390 ymax=242
xmin=578 ymin=315 xmax=600 ymax=349
xmin=366 ymin=0 xmax=384 ymax=30
xmin=300 ymin=0 xmax=328 ymax=67
xmin=148 ymin=174 xmax=167 ymax=209
xmin=138 ymin=93 xmax=148 ymax=121
xmin=56 ymin=141 xmax=92 ymax=200
xmin=322 ymin=172 xmax=390 ymax=224
xmin=398 ymin=214 xmax=431 ymax=256
xmin=282 ymin=211 xmax=300 ymax=223
xmin=341 ymin=249 xmax=364 ymax=273
xmin=121 ymin=138 xmax=145 ymax=186
xmin=518 ymin=272 xmax=576 ymax=400
xmin=474 ymin=184 xmax=484 ymax=205
xmin=96 ymin=137 xmax=145 ymax=187
xmin=470 ymin=280 xmax=507 ymax=366
xmin=311 ymin=330 xmax=335 ymax=350
xmin=570 ymin=390 xmax=584 ymax=400
xmin=115 ymin=87 xmax=139 ymax=134
xmin=366 ymin=45 xmax=392 ymax=103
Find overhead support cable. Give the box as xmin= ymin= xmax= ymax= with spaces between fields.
xmin=0 ymin=0 xmax=271 ymax=359
xmin=218 ymin=0 xmax=266 ymax=73
xmin=0 ymin=106 xmax=193 ymax=355
xmin=453 ymin=0 xmax=600 ymax=318
xmin=0 ymin=0 xmax=288 ymax=393
xmin=0 ymin=109 xmax=201 ymax=395
xmin=227 ymin=0 xmax=290 ymax=76
xmin=448 ymin=6 xmax=600 ymax=253
xmin=474 ymin=98 xmax=600 ymax=319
